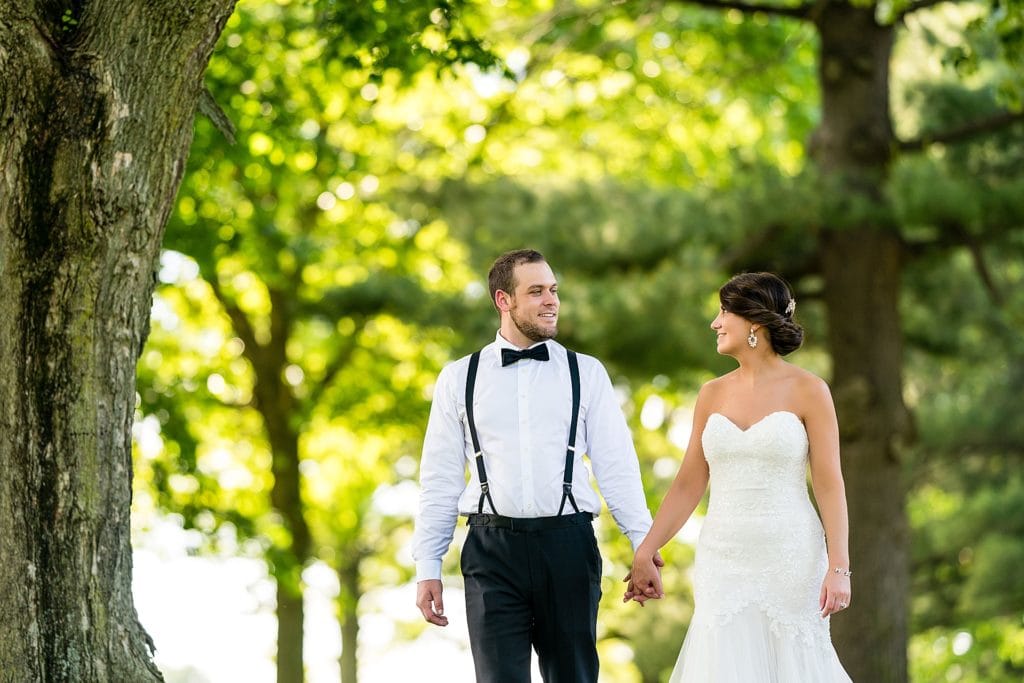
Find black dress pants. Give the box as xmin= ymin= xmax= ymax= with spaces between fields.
xmin=460 ymin=514 xmax=602 ymax=683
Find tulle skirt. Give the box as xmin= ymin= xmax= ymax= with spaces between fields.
xmin=669 ymin=604 xmax=853 ymax=682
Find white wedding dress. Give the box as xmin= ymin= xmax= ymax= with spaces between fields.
xmin=670 ymin=411 xmax=853 ymax=682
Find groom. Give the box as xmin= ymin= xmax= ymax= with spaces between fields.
xmin=413 ymin=249 xmax=655 ymax=682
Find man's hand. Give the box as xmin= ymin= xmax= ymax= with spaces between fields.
xmin=622 ymin=551 xmax=665 ymax=605
xmin=416 ymin=579 xmax=448 ymax=627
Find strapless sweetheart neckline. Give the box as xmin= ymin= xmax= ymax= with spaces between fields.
xmin=708 ymin=410 xmax=801 ymax=433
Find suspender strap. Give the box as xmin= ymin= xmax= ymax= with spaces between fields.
xmin=558 ymin=350 xmax=582 ymax=516
xmin=465 ymin=351 xmax=497 ymax=514
xmin=467 ymin=347 xmax=581 ymax=517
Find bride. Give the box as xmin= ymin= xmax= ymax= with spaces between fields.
xmin=626 ymin=272 xmax=853 ymax=681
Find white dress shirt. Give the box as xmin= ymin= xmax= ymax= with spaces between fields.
xmin=412 ymin=332 xmax=653 ymax=581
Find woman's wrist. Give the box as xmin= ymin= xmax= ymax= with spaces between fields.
xmin=826 ymin=553 xmax=850 ymax=568
xmin=635 ymin=542 xmax=656 ymax=562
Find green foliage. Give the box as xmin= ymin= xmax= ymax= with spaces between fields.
xmin=911 ymin=619 xmax=1024 ymax=682
xmin=137 ymin=0 xmax=480 ymax=631
xmin=900 ymin=136 xmax=1024 ymax=680
xmin=936 ymin=0 xmax=1024 ymax=108
xmin=130 ymin=0 xmax=1024 ymax=680
xmin=315 ymin=0 xmax=503 ymax=76
xmin=428 ymin=169 xmax=843 ymax=383
xmin=910 ymin=475 xmax=1024 ymax=625
xmin=60 ymin=7 xmax=79 ymax=33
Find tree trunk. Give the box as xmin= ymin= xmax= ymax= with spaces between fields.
xmin=276 ymin=583 xmax=305 ymax=683
xmin=338 ymin=558 xmax=362 ymax=683
xmin=0 ymin=2 xmax=236 ymax=680
xmin=822 ymin=230 xmax=910 ymax=683
xmin=231 ymin=288 xmax=311 ymax=683
xmin=265 ymin=425 xmax=309 ymax=683
xmin=813 ymin=6 xmax=910 ymax=682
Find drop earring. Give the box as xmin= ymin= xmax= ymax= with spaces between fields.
xmin=747 ymin=327 xmax=758 ymax=349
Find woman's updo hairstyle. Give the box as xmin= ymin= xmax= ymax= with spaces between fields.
xmin=719 ymin=272 xmax=804 ymax=356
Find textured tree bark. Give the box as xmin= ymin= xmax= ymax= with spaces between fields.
xmin=813 ymin=6 xmax=911 ymax=682
xmin=0 ymin=2 xmax=236 ymax=680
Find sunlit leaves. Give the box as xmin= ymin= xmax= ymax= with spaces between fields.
xmin=128 ymin=1 xmax=1024 ymax=679
xmin=314 ymin=0 xmax=503 ymax=77
xmin=137 ymin=0 xmax=481 ymax=622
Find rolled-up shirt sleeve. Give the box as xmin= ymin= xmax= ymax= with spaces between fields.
xmin=584 ymin=360 xmax=653 ymax=550
xmin=412 ymin=363 xmax=468 ymax=582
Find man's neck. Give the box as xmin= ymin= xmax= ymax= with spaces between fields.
xmin=498 ymin=327 xmax=541 ymax=349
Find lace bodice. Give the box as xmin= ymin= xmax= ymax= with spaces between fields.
xmin=694 ymin=410 xmax=832 ymax=649
xmin=703 ymin=411 xmax=811 ymax=516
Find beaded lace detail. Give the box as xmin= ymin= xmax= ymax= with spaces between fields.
xmin=694 ymin=411 xmax=833 ymax=650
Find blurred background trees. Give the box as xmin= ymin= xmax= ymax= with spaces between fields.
xmin=130 ymin=0 xmax=1024 ymax=681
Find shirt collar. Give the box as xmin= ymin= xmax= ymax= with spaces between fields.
xmin=491 ymin=331 xmax=560 ymax=363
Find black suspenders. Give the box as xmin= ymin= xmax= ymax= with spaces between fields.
xmin=465 ymin=351 xmax=496 ymax=515
xmin=464 ymin=348 xmax=582 ymax=516
xmin=558 ymin=350 xmax=582 ymax=515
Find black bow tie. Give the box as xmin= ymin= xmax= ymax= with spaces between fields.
xmin=501 ymin=344 xmax=550 ymax=366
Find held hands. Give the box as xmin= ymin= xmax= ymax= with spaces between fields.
xmin=416 ymin=579 xmax=448 ymax=627
xmin=622 ymin=550 xmax=665 ymax=606
xmin=819 ymin=569 xmax=852 ymax=618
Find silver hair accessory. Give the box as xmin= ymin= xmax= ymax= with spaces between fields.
xmin=785 ymin=298 xmax=796 ymax=316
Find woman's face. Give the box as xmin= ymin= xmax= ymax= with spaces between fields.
xmin=710 ymin=305 xmax=753 ymax=356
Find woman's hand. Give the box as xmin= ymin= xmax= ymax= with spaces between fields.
xmin=623 ymin=549 xmax=665 ymax=605
xmin=819 ymin=569 xmax=852 ymax=618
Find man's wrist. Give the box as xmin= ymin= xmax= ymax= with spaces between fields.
xmin=628 ymin=529 xmax=649 ymax=553
xmin=415 ymin=559 xmax=443 ymax=583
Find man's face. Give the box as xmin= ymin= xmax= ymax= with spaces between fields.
xmin=507 ymin=261 xmax=559 ymax=342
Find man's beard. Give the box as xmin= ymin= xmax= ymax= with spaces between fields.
xmin=510 ymin=306 xmax=557 ymax=342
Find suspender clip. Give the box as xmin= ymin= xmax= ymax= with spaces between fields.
xmin=480 ymin=482 xmax=490 ymax=493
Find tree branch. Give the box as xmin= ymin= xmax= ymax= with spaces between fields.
xmin=197 ymin=86 xmax=236 ymax=145
xmin=957 ymin=225 xmax=1004 ymax=307
xmin=904 ymin=221 xmax=1004 ymax=306
xmin=898 ymin=110 xmax=1024 ymax=152
xmin=305 ymin=323 xmax=365 ymax=411
xmin=662 ymin=0 xmax=816 ymax=20
xmin=208 ymin=277 xmax=262 ymax=362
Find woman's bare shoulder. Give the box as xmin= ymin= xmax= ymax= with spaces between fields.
xmin=785 ymin=363 xmax=830 ymax=390
xmin=700 ymin=371 xmax=738 ymax=399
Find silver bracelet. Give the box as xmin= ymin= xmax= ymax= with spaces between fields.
xmin=833 ymin=566 xmax=852 ymax=577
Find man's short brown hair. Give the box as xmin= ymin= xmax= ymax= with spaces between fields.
xmin=487 ymin=249 xmax=546 ymax=311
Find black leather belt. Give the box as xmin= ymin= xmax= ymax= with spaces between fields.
xmin=466 ymin=511 xmax=594 ymax=531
